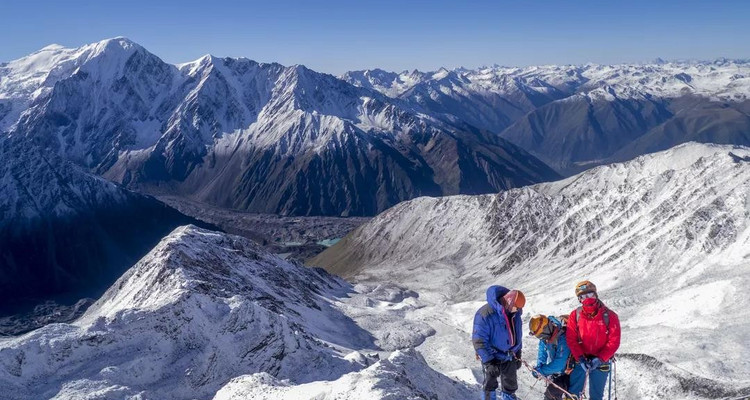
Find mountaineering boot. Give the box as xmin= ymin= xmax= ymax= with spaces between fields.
xmin=482 ymin=391 xmax=497 ymax=400
xmin=500 ymin=391 xmax=517 ymax=400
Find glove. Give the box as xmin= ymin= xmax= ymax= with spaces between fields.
xmin=483 ymin=360 xmax=502 ymax=377
xmin=590 ymin=357 xmax=603 ymax=370
xmin=514 ymin=351 xmax=522 ymax=370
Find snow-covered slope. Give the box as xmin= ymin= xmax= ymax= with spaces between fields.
xmin=0 ymin=226 xmax=380 ymax=399
xmin=214 ymin=349 xmax=473 ymax=400
xmin=312 ymin=143 xmax=750 ymax=399
xmin=2 ymin=38 xmax=559 ymax=216
xmin=345 ymin=62 xmax=750 ymax=173
xmin=0 ymin=225 xmax=480 ymax=399
xmin=0 ymin=137 xmax=200 ymax=314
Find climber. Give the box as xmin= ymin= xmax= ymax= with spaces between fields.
xmin=529 ymin=314 xmax=573 ymax=399
xmin=566 ymin=281 xmax=621 ymax=400
xmin=472 ymin=286 xmax=526 ymax=400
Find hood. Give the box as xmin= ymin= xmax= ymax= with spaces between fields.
xmin=486 ymin=285 xmax=510 ymax=312
xmin=548 ymin=315 xmax=563 ymax=328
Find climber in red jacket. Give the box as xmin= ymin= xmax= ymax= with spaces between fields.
xmin=565 ymin=281 xmax=620 ymax=400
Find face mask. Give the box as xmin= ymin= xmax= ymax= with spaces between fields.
xmin=581 ymin=297 xmax=598 ymax=313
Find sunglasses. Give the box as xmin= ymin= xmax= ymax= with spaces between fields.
xmin=578 ymin=292 xmax=596 ymax=301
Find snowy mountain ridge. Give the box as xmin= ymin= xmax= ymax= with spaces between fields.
xmin=0 ymin=226 xmax=367 ymax=398
xmin=0 ymin=225 xmax=476 ymax=399
xmin=345 ymin=59 xmax=750 ymax=102
xmin=2 ymin=37 xmax=558 ymax=216
xmin=344 ymin=62 xmax=750 ymax=174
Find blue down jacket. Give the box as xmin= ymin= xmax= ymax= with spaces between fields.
xmin=472 ymin=285 xmax=523 ymax=363
xmin=536 ymin=316 xmax=571 ymax=376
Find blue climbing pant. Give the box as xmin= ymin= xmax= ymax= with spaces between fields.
xmin=569 ymin=361 xmax=610 ymax=400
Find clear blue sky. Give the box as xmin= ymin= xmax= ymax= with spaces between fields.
xmin=1 ymin=0 xmax=748 ymax=75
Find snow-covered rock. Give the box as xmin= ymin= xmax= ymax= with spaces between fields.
xmin=214 ymin=349 xmax=474 ymax=400
xmin=312 ymin=142 xmax=750 ymax=399
xmin=0 ymin=226 xmax=376 ymax=399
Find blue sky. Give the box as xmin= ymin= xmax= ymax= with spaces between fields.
xmin=1 ymin=0 xmax=748 ymax=74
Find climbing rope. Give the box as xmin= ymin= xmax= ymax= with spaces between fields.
xmin=515 ymin=354 xmax=585 ymax=400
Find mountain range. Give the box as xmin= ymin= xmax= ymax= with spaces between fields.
xmin=1 ymin=38 xmax=559 ymax=217
xmin=8 ymin=39 xmax=748 ymax=217
xmin=344 ymin=61 xmax=750 ymax=174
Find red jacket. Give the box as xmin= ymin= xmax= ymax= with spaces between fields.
xmin=566 ymin=301 xmax=620 ymax=362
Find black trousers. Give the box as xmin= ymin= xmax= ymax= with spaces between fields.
xmin=544 ymin=374 xmax=571 ymax=400
xmin=482 ymin=359 xmax=518 ymax=396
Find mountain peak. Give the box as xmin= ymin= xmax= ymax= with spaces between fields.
xmin=38 ymin=43 xmax=65 ymax=52
xmin=83 ymin=36 xmax=143 ymax=59
xmin=83 ymin=225 xmax=338 ymax=319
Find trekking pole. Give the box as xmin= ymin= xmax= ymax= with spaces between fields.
xmin=608 ymin=362 xmax=612 ymax=400
xmin=514 ymin=354 xmax=581 ymax=399
xmin=613 ymin=358 xmax=618 ymax=400
xmin=581 ymin=369 xmax=590 ymax=400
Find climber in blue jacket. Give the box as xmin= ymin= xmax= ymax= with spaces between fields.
xmin=472 ymin=286 xmax=526 ymax=400
xmin=529 ymin=315 xmax=572 ymax=400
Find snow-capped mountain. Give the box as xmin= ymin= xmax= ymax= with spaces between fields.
xmin=1 ymin=38 xmax=559 ymax=216
xmin=0 ymin=225 xmax=472 ymax=399
xmin=311 ymin=143 xmax=750 ymax=399
xmin=0 ymin=137 xmax=201 ymax=315
xmin=344 ymin=61 xmax=750 ymax=173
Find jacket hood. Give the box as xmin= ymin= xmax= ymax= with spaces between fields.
xmin=548 ymin=315 xmax=563 ymax=327
xmin=486 ymin=285 xmax=510 ymax=312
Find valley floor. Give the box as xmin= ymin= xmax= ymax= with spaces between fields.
xmin=157 ymin=196 xmax=370 ymax=260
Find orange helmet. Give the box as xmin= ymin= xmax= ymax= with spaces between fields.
xmin=529 ymin=314 xmax=549 ymax=337
xmin=575 ymin=280 xmax=597 ymax=297
xmin=502 ymin=290 xmax=526 ymax=309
